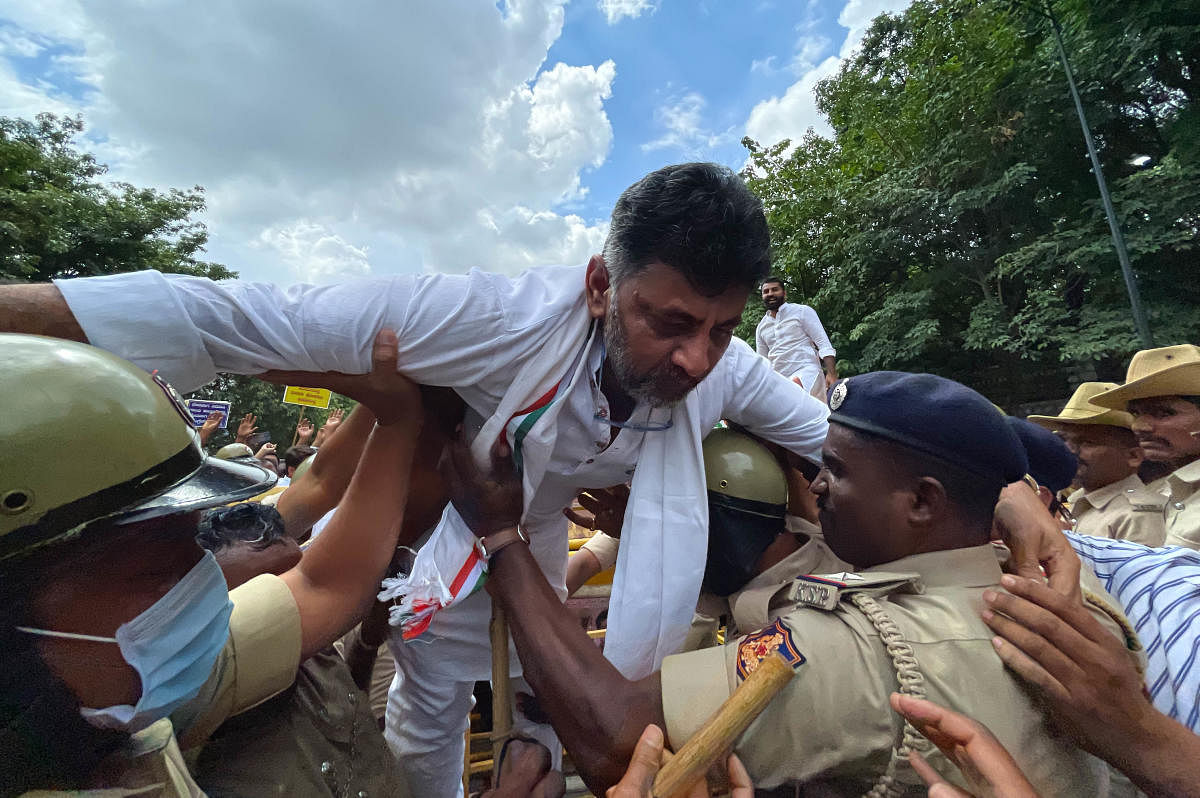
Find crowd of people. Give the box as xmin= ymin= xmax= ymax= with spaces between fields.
xmin=1 ymin=162 xmax=1198 ymax=798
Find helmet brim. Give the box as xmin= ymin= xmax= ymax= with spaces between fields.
xmin=114 ymin=455 xmax=278 ymax=526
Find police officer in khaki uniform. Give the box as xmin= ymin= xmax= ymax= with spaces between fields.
xmin=682 ymin=427 xmax=847 ymax=651
xmin=1092 ymin=345 xmax=1200 ymax=549
xmin=1028 ymin=382 xmax=1166 ymax=545
xmin=0 ymin=332 xmax=422 ymax=797
xmin=438 ymin=370 xmax=1138 ymax=797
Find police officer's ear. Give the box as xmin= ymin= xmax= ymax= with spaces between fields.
xmin=584 ymin=254 xmax=612 ymax=320
xmin=908 ymin=476 xmax=949 ymax=526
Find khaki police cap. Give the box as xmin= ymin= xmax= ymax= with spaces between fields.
xmin=703 ymin=428 xmax=787 ymax=506
xmin=0 ymin=334 xmax=276 ymax=565
xmin=1091 ymin=345 xmax=1200 ymax=411
xmin=1027 ymin=382 xmax=1133 ymax=429
xmin=215 ymin=442 xmax=255 ymax=460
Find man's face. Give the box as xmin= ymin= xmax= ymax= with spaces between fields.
xmin=761 ymin=281 xmax=785 ymax=311
xmin=1128 ymin=396 xmax=1200 ymax=466
xmin=604 ymin=261 xmax=748 ymax=407
xmin=810 ymin=425 xmax=910 ymax=567
xmin=29 ymin=514 xmax=208 ymax=711
xmin=1055 ymin=424 xmax=1140 ymax=492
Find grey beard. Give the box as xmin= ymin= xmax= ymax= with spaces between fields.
xmin=604 ymin=298 xmax=680 ymax=409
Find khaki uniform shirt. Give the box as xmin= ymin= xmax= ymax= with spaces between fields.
xmin=1162 ymin=459 xmax=1200 ymax=550
xmin=660 ymin=545 xmax=1132 ymax=797
xmin=1068 ymin=473 xmax=1167 ymax=546
xmin=21 ymin=574 xmax=303 ymax=798
xmin=679 ymin=518 xmax=849 ymax=652
xmin=191 ymin=648 xmax=405 ymax=798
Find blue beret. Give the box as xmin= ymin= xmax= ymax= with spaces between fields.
xmin=1006 ymin=417 xmax=1078 ymax=493
xmin=827 ymin=372 xmax=1029 ymax=485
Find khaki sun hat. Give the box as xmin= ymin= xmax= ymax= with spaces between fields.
xmin=1027 ymin=382 xmax=1133 ymax=429
xmin=1091 ymin=345 xmax=1200 ymax=411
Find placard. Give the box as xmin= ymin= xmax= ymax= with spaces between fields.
xmin=184 ymin=399 xmax=231 ymax=428
xmin=282 ymin=386 xmax=332 ymax=409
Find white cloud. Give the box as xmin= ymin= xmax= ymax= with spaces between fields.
xmin=0 ymin=0 xmax=617 ymax=280
xmin=641 ymin=91 xmax=735 ymax=158
xmin=744 ymin=0 xmax=912 ymax=151
xmin=597 ymin=0 xmax=658 ymax=24
xmin=750 ymin=55 xmax=778 ymax=76
xmin=256 ymin=221 xmax=372 ymax=284
xmin=0 ymin=27 xmax=43 ymax=58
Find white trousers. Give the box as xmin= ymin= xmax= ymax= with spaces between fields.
xmin=384 ymin=638 xmax=561 ymax=797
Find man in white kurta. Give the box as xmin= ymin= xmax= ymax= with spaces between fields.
xmin=755 ymin=277 xmax=837 ymax=401
xmin=13 ymin=164 xmax=830 ymax=795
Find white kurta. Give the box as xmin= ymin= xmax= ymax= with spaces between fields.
xmin=56 ymin=265 xmax=830 ymax=678
xmin=755 ymin=302 xmax=836 ymax=393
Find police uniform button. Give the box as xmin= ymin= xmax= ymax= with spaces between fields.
xmin=320 ymin=761 xmax=333 ymax=775
xmin=1126 ymin=488 xmax=1136 ymax=493
xmin=358 ymin=792 xmax=369 ymax=798
xmin=1174 ymin=501 xmax=1186 ymax=510
xmin=585 ymin=458 xmax=594 ymax=464
xmin=348 ymin=691 xmax=357 ymax=703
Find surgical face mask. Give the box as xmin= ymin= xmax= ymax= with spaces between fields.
xmin=702 ymin=494 xmax=786 ymax=597
xmin=17 ymin=550 xmax=232 ymax=733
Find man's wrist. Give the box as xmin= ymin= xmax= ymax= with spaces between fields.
xmin=476 ymin=525 xmax=528 ymax=561
xmin=1118 ymin=707 xmax=1199 ymax=792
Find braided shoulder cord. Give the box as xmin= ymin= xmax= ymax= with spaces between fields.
xmin=849 ymin=592 xmax=932 ymax=798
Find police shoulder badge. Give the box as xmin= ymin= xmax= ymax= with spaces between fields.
xmin=829 ymin=380 xmax=848 ymax=410
xmin=736 ymin=618 xmax=805 ymax=681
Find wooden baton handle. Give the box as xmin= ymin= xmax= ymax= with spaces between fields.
xmin=651 ymin=651 xmax=794 ymax=798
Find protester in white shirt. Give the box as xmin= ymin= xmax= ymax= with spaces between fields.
xmin=0 ymin=163 xmax=831 ymax=796
xmin=755 ymin=276 xmax=837 ymax=401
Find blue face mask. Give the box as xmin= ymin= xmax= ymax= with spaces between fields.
xmin=17 ymin=550 xmax=233 ymax=733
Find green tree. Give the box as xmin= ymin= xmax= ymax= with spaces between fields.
xmin=743 ymin=0 xmax=1200 ymax=406
xmin=0 ymin=113 xmax=233 ymax=282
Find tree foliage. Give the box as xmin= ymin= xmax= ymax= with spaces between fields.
xmin=0 ymin=114 xmax=234 ymax=282
xmin=0 ymin=112 xmax=356 ymax=444
xmin=742 ymin=0 xmax=1200 ymax=405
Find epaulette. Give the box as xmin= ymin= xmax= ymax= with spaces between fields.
xmin=1123 ymin=488 xmax=1168 ymax=513
xmin=787 ymin=570 xmax=922 ymax=611
xmin=1082 ymin=588 xmax=1146 ymax=672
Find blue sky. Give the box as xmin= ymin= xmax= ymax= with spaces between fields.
xmin=0 ymin=0 xmax=909 ymax=283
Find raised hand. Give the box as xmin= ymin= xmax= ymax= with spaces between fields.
xmin=254 ymin=442 xmax=277 ymax=460
xmin=198 ymin=410 xmax=224 ymax=445
xmin=235 ymin=412 xmax=258 ymax=444
xmin=296 ymin=416 xmax=315 ymax=445
xmin=314 ymin=407 xmax=346 ymax=446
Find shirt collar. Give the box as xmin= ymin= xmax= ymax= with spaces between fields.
xmin=867 ymin=544 xmax=1003 ymax=589
xmin=1169 ymin=457 xmax=1200 ymax=487
xmin=1070 ymin=472 xmax=1144 ymax=511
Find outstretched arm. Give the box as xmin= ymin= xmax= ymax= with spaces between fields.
xmin=275 ymin=404 xmax=376 ymax=538
xmin=279 ymin=330 xmax=422 ymax=661
xmin=440 ymin=433 xmax=665 ymax=794
xmin=0 ymin=283 xmax=86 ymax=340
